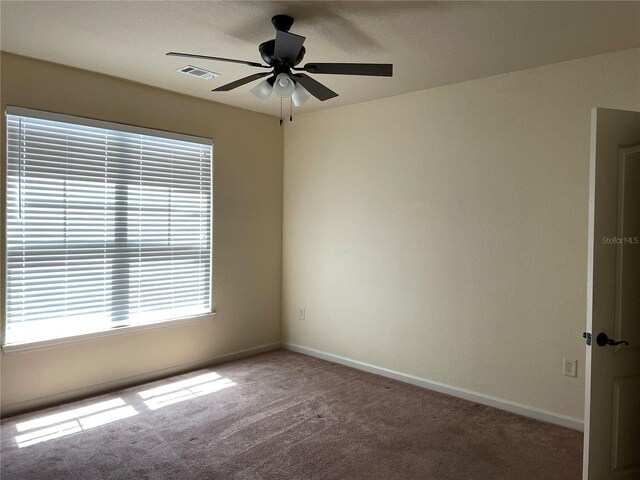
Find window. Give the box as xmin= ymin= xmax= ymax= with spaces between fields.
xmin=4 ymin=107 xmax=212 ymax=346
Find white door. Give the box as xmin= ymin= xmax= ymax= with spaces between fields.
xmin=584 ymin=108 xmax=640 ymax=480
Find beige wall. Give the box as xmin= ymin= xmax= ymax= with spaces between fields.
xmin=282 ymin=48 xmax=640 ymax=421
xmin=0 ymin=53 xmax=283 ymax=410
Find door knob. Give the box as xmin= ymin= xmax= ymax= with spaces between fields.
xmin=596 ymin=332 xmax=629 ymax=347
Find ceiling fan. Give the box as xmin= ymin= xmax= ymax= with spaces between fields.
xmin=167 ymin=14 xmax=393 ymax=111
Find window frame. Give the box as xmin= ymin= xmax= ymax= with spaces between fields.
xmin=1 ymin=106 xmax=215 ymax=353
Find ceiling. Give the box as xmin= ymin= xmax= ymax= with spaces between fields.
xmin=1 ymin=1 xmax=639 ymax=117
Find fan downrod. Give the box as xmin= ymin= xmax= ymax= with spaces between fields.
xmin=271 ymin=15 xmax=294 ymax=32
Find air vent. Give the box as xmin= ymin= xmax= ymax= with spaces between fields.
xmin=177 ymin=65 xmax=219 ymax=80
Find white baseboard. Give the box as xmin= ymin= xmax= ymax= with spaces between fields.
xmin=283 ymin=343 xmax=584 ymax=432
xmin=1 ymin=342 xmax=281 ymax=417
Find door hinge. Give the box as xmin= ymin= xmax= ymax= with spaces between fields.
xmin=582 ymin=332 xmax=592 ymax=346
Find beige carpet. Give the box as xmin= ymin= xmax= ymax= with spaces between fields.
xmin=1 ymin=349 xmax=582 ymax=479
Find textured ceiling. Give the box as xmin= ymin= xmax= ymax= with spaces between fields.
xmin=1 ymin=1 xmax=639 ymax=117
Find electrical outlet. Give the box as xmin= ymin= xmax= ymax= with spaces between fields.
xmin=298 ymin=308 xmax=305 ymax=321
xmin=563 ymin=358 xmax=577 ymax=377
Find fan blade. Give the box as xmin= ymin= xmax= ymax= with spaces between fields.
xmin=292 ymin=74 xmax=338 ymax=101
xmin=166 ymin=52 xmax=268 ymax=68
xmin=212 ymin=72 xmax=271 ymax=92
xmin=301 ymin=63 xmax=393 ymax=77
xmin=274 ymin=31 xmax=306 ymax=63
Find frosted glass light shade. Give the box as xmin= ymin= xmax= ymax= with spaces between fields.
xmin=250 ymin=79 xmax=273 ymax=102
xmin=273 ymin=73 xmax=295 ymax=98
xmin=292 ymin=82 xmax=311 ymax=106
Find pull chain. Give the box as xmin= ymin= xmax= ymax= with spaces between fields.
xmin=290 ymin=97 xmax=293 ymax=122
xmin=279 ymin=97 xmax=283 ymax=126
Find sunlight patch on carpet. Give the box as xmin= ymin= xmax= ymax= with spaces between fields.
xmin=139 ymin=373 xmax=236 ymax=410
xmin=15 ymin=400 xmax=138 ymax=448
xmin=16 ymin=398 xmax=127 ymax=432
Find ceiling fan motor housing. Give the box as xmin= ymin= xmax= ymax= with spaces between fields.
xmin=259 ymin=41 xmax=306 ymax=67
xmin=259 ymin=15 xmax=306 ymax=68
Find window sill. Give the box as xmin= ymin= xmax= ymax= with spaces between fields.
xmin=1 ymin=312 xmax=216 ymax=354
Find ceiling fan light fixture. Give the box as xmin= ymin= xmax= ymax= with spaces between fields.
xmin=250 ymin=79 xmax=273 ymax=102
xmin=291 ymin=82 xmax=311 ymax=106
xmin=273 ymin=73 xmax=295 ymax=98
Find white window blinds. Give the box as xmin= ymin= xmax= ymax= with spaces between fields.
xmin=5 ymin=107 xmax=212 ymax=346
